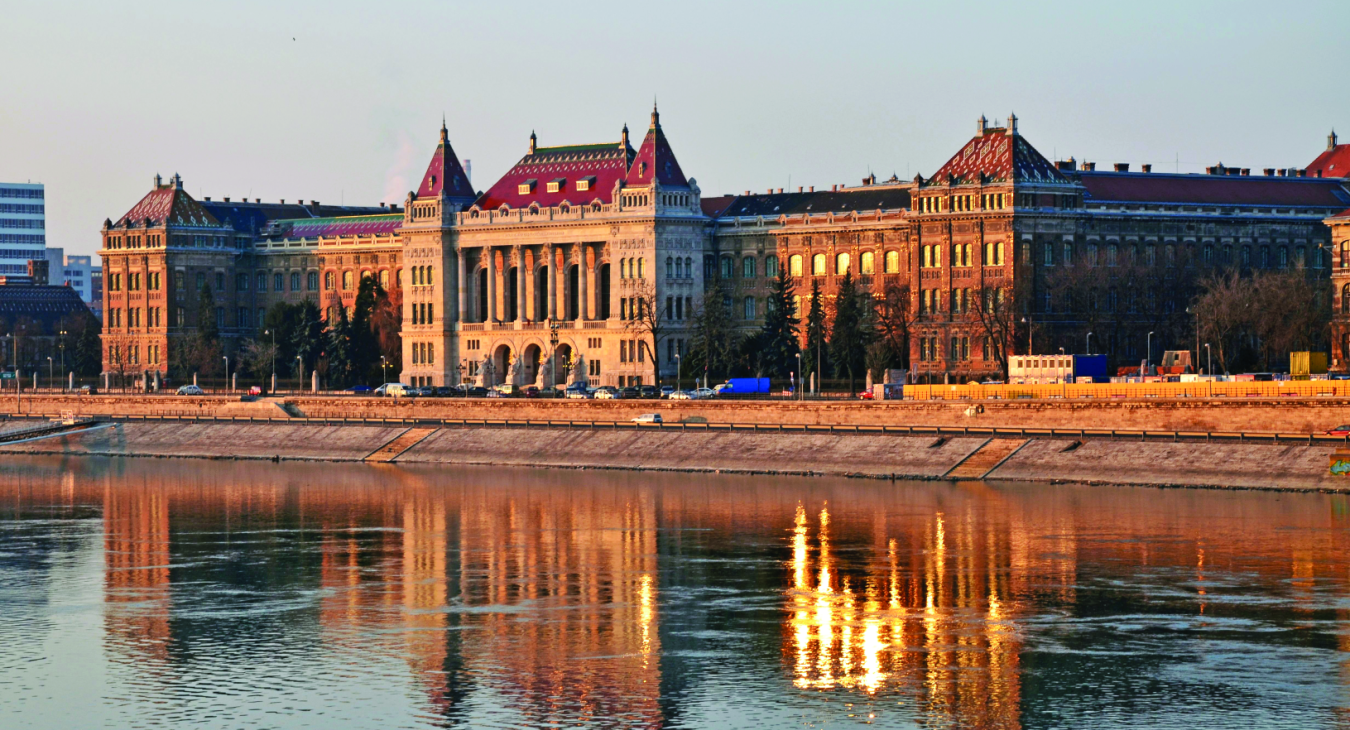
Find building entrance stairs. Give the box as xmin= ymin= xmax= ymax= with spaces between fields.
xmin=365 ymin=427 xmax=437 ymax=462
xmin=943 ymin=438 xmax=1028 ymax=480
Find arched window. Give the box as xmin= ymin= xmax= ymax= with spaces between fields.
xmin=884 ymin=250 xmax=900 ymax=273
xmin=256 ymin=272 xmax=267 ymax=291
xmin=790 ymin=254 xmax=803 ymax=276
xmin=1107 ymin=243 xmax=1118 ymax=267
xmin=1295 ymin=245 xmax=1306 ymax=269
xmin=379 ymin=270 xmax=389 ymax=288
xmin=1342 ymin=242 xmax=1350 ymax=268
xmin=637 ymin=258 xmax=645 ymax=279
xmin=995 ymin=241 xmax=1004 ymax=265
xmin=742 ymin=256 xmax=756 ymax=279
xmin=342 ymin=271 xmax=353 ymax=290
xmin=1342 ymin=284 xmax=1350 ymax=314
xmin=860 ymin=251 xmax=874 ymax=274
xmin=743 ymin=296 xmax=755 ymax=319
xmin=309 ymin=272 xmax=319 ymax=291
xmin=685 ymin=257 xmax=693 ymax=278
xmin=361 ymin=269 xmax=372 ymax=281
xmin=666 ymin=256 xmax=674 ymax=278
xmin=324 ymin=271 xmax=335 ymax=291
xmin=836 ymin=252 xmax=850 ymax=276
xmin=1279 ymin=246 xmax=1289 ymax=268
xmin=812 ymin=254 xmax=826 ymax=276
xmin=425 ymin=265 xmax=433 ymax=282
xmin=720 ymin=256 xmax=733 ymax=279
xmin=765 ymin=255 xmax=779 ymax=277
xmin=412 ymin=343 xmax=420 ymax=364
xmin=923 ymin=245 xmax=932 ymax=268
xmin=963 ymin=244 xmax=972 ymax=266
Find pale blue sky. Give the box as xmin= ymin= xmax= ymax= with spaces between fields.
xmin=2 ymin=0 xmax=1344 ymax=257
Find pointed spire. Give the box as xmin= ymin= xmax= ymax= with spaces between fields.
xmin=621 ymin=123 xmax=629 ymax=150
xmin=1006 ymin=112 xmax=1018 ymax=137
xmin=1331 ymin=128 xmax=1339 ymax=151
xmin=529 ymin=130 xmax=537 ymax=154
xmin=650 ymin=99 xmax=660 ymax=129
xmin=441 ymin=115 xmax=448 ymax=144
xmin=977 ymin=114 xmax=987 ymax=134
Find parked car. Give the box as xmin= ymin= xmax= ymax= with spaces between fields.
xmin=616 ymin=386 xmax=637 ymax=399
xmin=434 ymin=386 xmax=456 ymax=397
xmin=248 ymin=385 xmax=264 ymax=396
xmin=78 ymin=385 xmax=97 ymax=395
xmin=564 ymin=388 xmax=592 ymax=399
xmin=632 ymin=413 xmax=663 ymax=424
xmin=537 ymin=387 xmax=563 ymax=399
xmin=463 ymin=386 xmax=489 ymax=398
xmin=668 ymin=390 xmax=696 ymax=400
xmin=660 ymin=385 xmax=675 ymax=398
xmin=347 ymin=385 xmax=372 ymax=395
xmin=176 ymin=385 xmax=204 ymax=396
xmin=594 ymin=387 xmax=618 ymax=400
xmin=1326 ymin=425 xmax=1350 ymax=436
xmin=494 ymin=383 xmax=517 ymax=396
xmin=693 ymin=387 xmax=716 ymax=399
xmin=521 ymin=386 xmax=542 ymax=398
xmin=485 ymin=389 xmax=506 ymax=398
xmin=639 ymin=385 xmax=660 ymax=399
xmin=374 ymin=383 xmax=409 ymax=397
xmin=858 ymin=389 xmax=875 ymax=400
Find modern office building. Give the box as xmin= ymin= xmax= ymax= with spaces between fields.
xmin=1 ymin=182 xmax=46 ymax=277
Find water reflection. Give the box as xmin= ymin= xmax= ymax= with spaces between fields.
xmin=1 ymin=456 xmax=1349 ymax=728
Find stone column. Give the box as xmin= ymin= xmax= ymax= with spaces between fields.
xmin=454 ymin=247 xmax=466 ymax=326
xmin=547 ymin=245 xmax=557 ymax=320
xmin=524 ymin=249 xmax=536 ymax=321
xmin=515 ymin=246 xmax=526 ymax=324
xmin=486 ymin=246 xmax=497 ymax=325
xmin=578 ymin=244 xmax=589 ymax=321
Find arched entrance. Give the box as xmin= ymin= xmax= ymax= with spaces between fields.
xmin=492 ymin=344 xmax=512 ymax=387
xmin=598 ymin=263 xmax=611 ymax=319
xmin=507 ymin=266 xmax=519 ymax=321
xmin=555 ymin=343 xmax=573 ymax=386
xmin=476 ymin=268 xmax=489 ymax=322
xmin=566 ymin=265 xmax=579 ymax=321
xmin=522 ymin=343 xmax=542 ymax=386
xmin=536 ymin=267 xmax=549 ymax=320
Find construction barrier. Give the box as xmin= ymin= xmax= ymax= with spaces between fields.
xmin=904 ymin=380 xmax=1350 ymax=401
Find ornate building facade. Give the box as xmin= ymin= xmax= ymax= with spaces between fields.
xmin=100 ymin=111 xmax=1350 ymax=385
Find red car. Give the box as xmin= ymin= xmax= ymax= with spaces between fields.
xmin=858 ymin=390 xmax=875 ymax=400
xmin=248 ymin=385 xmax=263 ymax=396
xmin=1326 ymin=425 xmax=1350 ymax=436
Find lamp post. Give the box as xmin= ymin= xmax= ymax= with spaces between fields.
xmin=1205 ymin=343 xmax=1212 ymax=376
xmin=1022 ymin=316 xmax=1033 ymax=356
xmin=1146 ymin=331 xmax=1154 ymax=372
xmin=295 ymin=355 xmax=302 ymax=394
xmin=548 ymin=320 xmax=560 ymax=389
xmin=46 ymin=356 xmax=52 ymax=391
xmin=58 ymin=330 xmax=66 ymax=392
xmin=795 ymin=352 xmax=802 ymax=401
xmin=380 ymin=355 xmax=388 ymax=385
xmin=1085 ymin=332 xmax=1093 ymax=356
xmin=675 ymin=352 xmax=682 ymax=393
xmin=222 ymin=356 xmax=230 ymax=393
xmin=264 ymin=328 xmax=276 ymax=392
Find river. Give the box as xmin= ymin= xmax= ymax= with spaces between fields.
xmin=1 ymin=456 xmax=1348 ymax=728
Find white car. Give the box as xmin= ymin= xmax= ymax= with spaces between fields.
xmin=594 ymin=389 xmax=617 ymax=400
xmin=631 ymin=413 xmax=663 ymax=424
xmin=668 ymin=390 xmax=696 ymax=400
xmin=176 ymin=384 xmax=205 ymax=396
xmin=660 ymin=385 xmax=676 ymax=398
xmin=374 ymin=383 xmax=410 ymax=397
xmin=694 ymin=387 xmax=716 ymax=399
xmin=564 ymin=389 xmax=591 ymax=399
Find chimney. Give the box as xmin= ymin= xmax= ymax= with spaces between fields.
xmin=280 ymin=199 xmax=285 ymax=204
xmin=1206 ymin=165 xmax=1221 ymax=175
xmin=1331 ymin=129 xmax=1339 ymax=151
xmin=797 ymin=186 xmax=803 ymax=193
xmin=1055 ymin=160 xmax=1075 ymax=171
xmin=1298 ymin=169 xmax=1308 ymax=177
xmin=1141 ymin=164 xmax=1152 ymax=173
xmin=777 ymin=188 xmax=784 ymax=194
xmin=744 ymin=190 xmax=750 ymax=196
xmin=379 ymin=202 xmax=387 ymax=208
xmin=223 ymin=197 xmax=231 ymax=202
xmin=255 ymin=198 xmax=261 ymax=203
xmin=203 ymin=196 xmax=212 ymax=201
xmin=809 ymin=186 xmax=815 ymax=192
xmin=1263 ymin=168 xmax=1275 ymax=176
xmin=1114 ymin=163 xmax=1130 ymax=172
xmin=1082 ymin=161 xmax=1096 ymax=171
xmin=1278 ymin=169 xmax=1287 ymax=177
xmin=831 ymin=184 xmax=838 ymax=192
xmin=767 ymin=188 xmax=773 ymax=194
xmin=1240 ymin=168 xmax=1250 ymax=176
xmin=977 ymin=114 xmax=987 ymax=134
xmin=311 ymin=200 xmax=319 ymax=206
xmin=1316 ymin=170 xmax=1323 ymax=178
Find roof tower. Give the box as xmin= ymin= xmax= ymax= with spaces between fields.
xmin=415 ymin=121 xmax=476 ymax=202
xmin=624 ymin=101 xmax=690 ymax=188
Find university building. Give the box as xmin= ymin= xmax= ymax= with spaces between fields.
xmin=99 ymin=110 xmax=1350 ymax=384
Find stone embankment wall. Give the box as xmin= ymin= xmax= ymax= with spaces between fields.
xmin=4 ymin=393 xmax=1350 ymax=433
xmin=2 ymin=420 xmax=1345 ymax=492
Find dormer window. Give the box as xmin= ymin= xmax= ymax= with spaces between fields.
xmin=576 ymin=176 xmax=595 ymax=192
xmin=517 ymin=179 xmax=537 ymax=195
xmin=639 ymin=162 xmax=647 ymax=177
xmin=547 ymin=178 xmax=566 ymax=193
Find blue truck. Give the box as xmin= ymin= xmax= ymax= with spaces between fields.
xmin=1072 ymin=354 xmax=1108 ymax=383
xmin=715 ymin=377 xmax=771 ymax=395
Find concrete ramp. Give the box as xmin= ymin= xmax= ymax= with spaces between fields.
xmin=944 ymin=438 xmax=1028 ymax=480
xmin=365 ymin=427 xmax=437 ymax=462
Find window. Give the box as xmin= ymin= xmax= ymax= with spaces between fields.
xmin=742 ymin=256 xmax=756 ymax=279
xmin=216 ymin=272 xmax=225 ymax=291
xmin=924 ymin=245 xmax=933 ymax=268
xmin=517 ymin=179 xmax=536 ymax=195
xmin=789 ymin=254 xmax=803 ymax=276
xmin=321 ymin=271 xmax=332 ymax=291
xmin=546 ymin=179 xmax=564 ymax=193
xmin=238 ymin=307 xmax=250 ymax=328
xmin=175 ymin=272 xmax=185 ymax=291
xmin=427 ymin=343 xmax=434 ymax=365
xmin=884 ymin=250 xmax=899 ymax=273
xmin=380 ymin=270 xmax=389 ymax=288
xmin=236 ymin=273 xmax=248 ymax=291
xmin=637 ymin=258 xmax=644 ymax=279
xmin=720 ymin=256 xmax=733 ymax=279
xmin=666 ymin=257 xmax=674 ymax=278
xmin=1295 ymin=245 xmax=1306 ymax=269
xmin=215 ymin=307 xmax=225 ymax=329
xmin=257 ymin=272 xmax=268 ymax=291
xmin=576 ymin=177 xmax=593 ymax=192
xmin=685 ymin=257 xmax=693 ymax=279
xmin=766 ymin=255 xmax=779 ymax=277
xmin=291 ymin=272 xmax=301 ymax=291
xmin=743 ymin=296 xmax=755 ymax=319
xmin=150 ymin=272 xmax=161 ymax=290
xmin=274 ymin=272 xmax=284 ymax=291
xmin=1043 ymin=242 xmax=1053 ymax=266
xmin=860 ymin=251 xmax=875 ymax=274
xmin=812 ymin=254 xmax=826 ymax=276
xmin=342 ymin=271 xmax=353 ymax=290
xmin=1278 ymin=246 xmax=1289 ymax=268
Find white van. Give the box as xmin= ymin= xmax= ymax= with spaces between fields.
xmin=375 ymin=383 xmax=410 ymax=397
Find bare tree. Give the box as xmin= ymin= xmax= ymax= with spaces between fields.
xmin=872 ymin=281 xmax=913 ymax=369
xmin=624 ymin=278 xmax=671 ymax=385
xmin=969 ymin=284 xmax=1018 ymax=379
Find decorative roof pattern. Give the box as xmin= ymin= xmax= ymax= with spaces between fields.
xmin=200 ymin=201 xmax=388 ymax=234
xmin=1307 ymin=144 xmax=1350 ymax=179
xmin=711 ymin=187 xmax=912 ymax=219
xmin=475 ymin=136 xmax=635 ymax=210
xmin=416 ymin=123 xmax=476 ymax=201
xmin=264 ymin=214 xmax=403 ymax=239
xmin=624 ymin=106 xmax=689 ymax=188
xmin=1078 ymin=172 xmax=1350 ymax=208
xmin=924 ymin=129 xmax=1066 ymax=187
xmin=117 ymin=183 xmax=221 ymax=228
xmin=0 ymin=285 xmax=93 ymax=331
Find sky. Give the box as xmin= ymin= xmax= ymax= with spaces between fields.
xmin=2 ymin=0 xmax=1345 ymax=258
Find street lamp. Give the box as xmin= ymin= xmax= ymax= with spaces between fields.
xmin=380 ymin=355 xmax=388 ymax=385
xmin=46 ymin=356 xmax=52 ymax=391
xmin=264 ymin=328 xmax=276 ymax=392
xmin=1022 ymin=316 xmax=1033 ymax=356
xmin=1146 ymin=331 xmax=1154 ymax=371
xmin=222 ymin=356 xmax=230 ymax=393
xmin=58 ymin=330 xmax=66 ymax=392
xmin=548 ymin=320 xmax=560 ymax=389
xmin=1085 ymin=332 xmax=1093 ymax=356
xmin=675 ymin=352 xmax=682 ymax=393
xmin=795 ymin=352 xmax=802 ymax=401
xmin=1205 ymin=343 xmax=1212 ymax=376
xmin=295 ymin=355 xmax=303 ymax=393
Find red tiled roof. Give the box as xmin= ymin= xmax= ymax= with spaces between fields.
xmin=624 ymin=106 xmax=689 ymax=188
xmin=117 ymin=180 xmax=221 ymax=228
xmin=1079 ymin=172 xmax=1350 ymax=207
xmin=701 ymin=195 xmax=736 ymax=218
xmin=924 ymin=127 xmax=1066 ymax=186
xmin=1328 ymin=207 xmax=1350 ymax=221
xmin=1307 ymin=144 xmax=1350 ymax=179
xmin=475 ymin=136 xmax=634 ymax=210
xmin=416 ymin=124 xmax=476 ymax=201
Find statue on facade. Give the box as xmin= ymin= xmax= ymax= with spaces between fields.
xmin=477 ymin=354 xmax=494 ymax=388
xmin=569 ymin=354 xmax=587 ymax=388
xmin=536 ymin=356 xmax=553 ymax=389
xmin=508 ymin=353 xmax=523 ymax=386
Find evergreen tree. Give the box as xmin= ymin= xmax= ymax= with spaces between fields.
xmin=350 ymin=276 xmax=385 ymax=384
xmin=326 ymin=305 xmax=354 ymax=388
xmin=802 ymin=278 xmax=829 ymax=384
xmin=687 ymin=289 xmax=740 ymax=384
xmin=829 ymin=271 xmax=871 ymax=394
xmin=756 ymin=266 xmax=801 ymax=378
xmin=195 ymin=285 xmax=219 ymax=342
xmin=292 ymin=300 xmax=325 ymax=374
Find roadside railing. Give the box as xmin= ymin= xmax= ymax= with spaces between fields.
xmin=2 ymin=412 xmax=1346 ymax=447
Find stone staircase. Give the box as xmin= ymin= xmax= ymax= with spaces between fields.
xmin=364 ymin=427 xmax=437 ymax=462
xmin=944 ymin=438 xmax=1028 ymax=480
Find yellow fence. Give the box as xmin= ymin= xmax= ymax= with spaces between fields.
xmin=905 ymin=380 xmax=1350 ymax=401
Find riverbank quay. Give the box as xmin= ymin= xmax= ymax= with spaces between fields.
xmin=2 ymin=415 xmax=1347 ymax=492
xmin=5 ymin=392 xmax=1350 ymax=433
